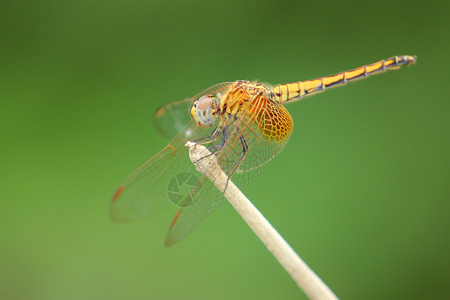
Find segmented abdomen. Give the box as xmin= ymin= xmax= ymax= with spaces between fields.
xmin=271 ymin=55 xmax=416 ymax=103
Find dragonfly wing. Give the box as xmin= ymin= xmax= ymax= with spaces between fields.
xmin=111 ymin=120 xmax=210 ymax=223
xmin=202 ymin=98 xmax=293 ymax=188
xmin=111 ymin=118 xmax=227 ymax=245
xmin=154 ymin=98 xmax=194 ymax=141
xmin=165 ymin=178 xmax=225 ymax=247
xmin=112 ymin=82 xmax=236 ymax=242
xmin=232 ymin=103 xmax=293 ymax=185
xmin=111 ymin=145 xmax=173 ymax=222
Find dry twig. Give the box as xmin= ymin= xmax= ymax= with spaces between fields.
xmin=186 ymin=142 xmax=338 ymax=300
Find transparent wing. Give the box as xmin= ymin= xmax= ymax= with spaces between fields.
xmin=111 ymin=82 xmax=234 ymax=245
xmin=111 ymin=117 xmax=228 ymax=232
xmin=165 ymin=178 xmax=225 ymax=246
xmin=110 ymin=121 xmax=210 ymax=223
xmin=232 ymin=95 xmax=293 ymax=185
xmin=154 ymin=98 xmax=194 ymax=141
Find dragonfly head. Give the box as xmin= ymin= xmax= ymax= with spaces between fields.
xmin=190 ymin=95 xmax=217 ymax=127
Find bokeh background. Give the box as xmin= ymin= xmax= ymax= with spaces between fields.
xmin=1 ymin=0 xmax=448 ymax=299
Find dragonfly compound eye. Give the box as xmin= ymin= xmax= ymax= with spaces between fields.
xmin=190 ymin=95 xmax=216 ymax=127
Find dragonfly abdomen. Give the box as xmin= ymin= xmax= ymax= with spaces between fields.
xmin=271 ymin=55 xmax=416 ymax=103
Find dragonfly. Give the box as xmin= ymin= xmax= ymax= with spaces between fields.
xmin=111 ymin=55 xmax=416 ymax=246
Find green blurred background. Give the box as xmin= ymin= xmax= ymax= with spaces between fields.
xmin=1 ymin=0 xmax=448 ymax=299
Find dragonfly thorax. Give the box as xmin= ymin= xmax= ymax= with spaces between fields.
xmin=190 ymin=95 xmax=218 ymax=127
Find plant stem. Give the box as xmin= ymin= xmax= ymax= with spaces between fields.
xmin=186 ymin=142 xmax=338 ymax=300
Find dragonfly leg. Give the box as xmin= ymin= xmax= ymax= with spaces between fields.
xmin=193 ymin=126 xmax=229 ymax=163
xmin=193 ymin=123 xmax=222 ymax=145
xmin=223 ymin=122 xmax=248 ymax=193
xmin=209 ymin=125 xmax=229 ymax=151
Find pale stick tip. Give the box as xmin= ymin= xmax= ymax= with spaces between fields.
xmin=185 ymin=141 xmax=196 ymax=147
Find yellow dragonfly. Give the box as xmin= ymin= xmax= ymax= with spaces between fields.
xmin=111 ymin=55 xmax=416 ymax=246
